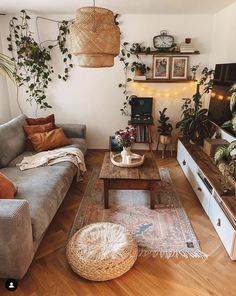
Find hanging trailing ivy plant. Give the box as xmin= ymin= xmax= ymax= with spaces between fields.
xmin=118 ymin=42 xmax=151 ymax=116
xmin=7 ymin=10 xmax=74 ymax=112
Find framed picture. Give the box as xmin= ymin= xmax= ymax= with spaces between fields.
xmin=153 ymin=56 xmax=170 ymax=79
xmin=171 ymin=56 xmax=188 ymax=79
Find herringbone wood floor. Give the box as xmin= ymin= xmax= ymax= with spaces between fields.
xmin=0 ymin=150 xmax=236 ymax=296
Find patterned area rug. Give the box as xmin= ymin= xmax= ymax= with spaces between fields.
xmin=69 ymin=167 xmax=207 ymax=259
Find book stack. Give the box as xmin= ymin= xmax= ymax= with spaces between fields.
xmin=180 ymin=42 xmax=195 ymax=53
xmin=135 ymin=126 xmax=149 ymax=142
xmin=133 ymin=76 xmax=146 ymax=81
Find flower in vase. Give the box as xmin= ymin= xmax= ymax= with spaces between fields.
xmin=115 ymin=126 xmax=136 ymax=148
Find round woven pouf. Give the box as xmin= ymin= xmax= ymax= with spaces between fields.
xmin=66 ymin=222 xmax=138 ymax=281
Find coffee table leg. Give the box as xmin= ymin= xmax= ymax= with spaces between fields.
xmin=150 ymin=183 xmax=156 ymax=209
xmin=104 ymin=180 xmax=109 ymax=209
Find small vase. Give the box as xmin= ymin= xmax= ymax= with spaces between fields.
xmin=121 ymin=146 xmax=132 ymax=164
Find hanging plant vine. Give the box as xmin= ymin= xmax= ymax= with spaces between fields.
xmin=118 ymin=42 xmax=151 ymax=116
xmin=7 ymin=10 xmax=74 ymax=112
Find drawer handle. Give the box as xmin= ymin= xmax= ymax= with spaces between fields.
xmin=217 ymin=218 xmax=221 ymax=227
xmin=182 ymin=160 xmax=186 ymax=166
xmin=197 ymin=187 xmax=202 ymax=192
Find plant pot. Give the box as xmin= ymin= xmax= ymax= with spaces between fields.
xmin=121 ymin=146 xmax=132 ymax=164
xmin=160 ymin=135 xmax=171 ymax=145
xmin=135 ymin=69 xmax=143 ymax=76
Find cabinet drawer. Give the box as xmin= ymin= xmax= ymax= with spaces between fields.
xmin=188 ymin=170 xmax=211 ymax=215
xmin=177 ymin=141 xmax=189 ymax=174
xmin=209 ymin=196 xmax=235 ymax=257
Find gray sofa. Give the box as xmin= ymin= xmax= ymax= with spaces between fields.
xmin=0 ymin=114 xmax=87 ymax=279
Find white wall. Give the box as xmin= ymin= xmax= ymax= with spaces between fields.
xmin=0 ymin=32 xmax=11 ymax=124
xmin=210 ymin=2 xmax=236 ymax=66
xmin=0 ymin=13 xmax=213 ymax=148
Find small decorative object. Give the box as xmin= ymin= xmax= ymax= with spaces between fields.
xmin=153 ymin=56 xmax=170 ymax=79
xmin=153 ymin=30 xmax=176 ymax=52
xmin=180 ymin=38 xmax=195 ymax=53
xmin=203 ymin=138 xmax=229 ymax=156
xmin=109 ymin=136 xmax=122 ymax=152
xmin=185 ymin=38 xmax=191 ymax=44
xmin=69 ymin=1 xmax=120 ymax=67
xmin=190 ymin=64 xmax=200 ymax=81
xmin=110 ymin=152 xmax=145 ymax=168
xmin=171 ymin=56 xmax=188 ymax=79
xmin=66 ymin=222 xmax=138 ymax=281
xmin=132 ymin=62 xmax=150 ymax=77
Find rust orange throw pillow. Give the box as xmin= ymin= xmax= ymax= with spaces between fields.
xmin=28 ymin=128 xmax=70 ymax=152
xmin=24 ymin=122 xmax=54 ymax=136
xmin=0 ymin=172 xmax=17 ymax=199
xmin=26 ymin=114 xmax=55 ymax=127
xmin=24 ymin=122 xmax=55 ymax=151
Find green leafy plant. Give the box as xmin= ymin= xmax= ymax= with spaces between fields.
xmin=131 ymin=62 xmax=150 ymax=75
xmin=176 ymin=67 xmax=215 ymax=144
xmin=157 ymin=108 xmax=173 ymax=136
xmin=7 ymin=10 xmax=73 ymax=112
xmin=221 ymin=83 xmax=236 ymax=134
xmin=118 ymin=42 xmax=151 ymax=115
xmin=214 ymin=141 xmax=236 ymax=188
xmin=0 ymin=52 xmax=14 ymax=80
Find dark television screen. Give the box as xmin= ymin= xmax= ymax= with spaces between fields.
xmin=208 ymin=63 xmax=236 ymax=132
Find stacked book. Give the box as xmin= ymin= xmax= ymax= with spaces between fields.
xmin=133 ymin=76 xmax=146 ymax=81
xmin=180 ymin=43 xmax=195 ymax=53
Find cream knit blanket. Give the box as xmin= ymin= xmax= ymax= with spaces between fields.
xmin=18 ymin=147 xmax=86 ymax=181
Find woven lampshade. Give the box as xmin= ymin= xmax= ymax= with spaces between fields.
xmin=69 ymin=7 xmax=120 ymax=67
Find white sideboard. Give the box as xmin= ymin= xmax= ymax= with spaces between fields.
xmin=177 ymin=138 xmax=236 ymax=260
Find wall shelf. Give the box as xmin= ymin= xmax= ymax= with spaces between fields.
xmin=136 ymin=50 xmax=200 ymax=55
xmin=133 ymin=79 xmax=196 ymax=83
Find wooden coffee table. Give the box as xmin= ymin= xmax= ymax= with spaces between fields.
xmin=99 ymin=152 xmax=161 ymax=209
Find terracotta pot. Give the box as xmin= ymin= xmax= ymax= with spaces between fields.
xmin=160 ymin=135 xmax=171 ymax=145
xmin=135 ymin=68 xmax=143 ymax=76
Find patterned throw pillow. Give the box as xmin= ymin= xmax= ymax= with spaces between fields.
xmin=0 ymin=172 xmax=17 ymax=199
xmin=28 ymin=128 xmax=70 ymax=152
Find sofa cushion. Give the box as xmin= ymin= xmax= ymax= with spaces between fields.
xmin=0 ymin=172 xmax=17 ymax=198
xmin=26 ymin=114 xmax=55 ymax=127
xmin=0 ymin=114 xmax=27 ymax=168
xmin=28 ymin=128 xmax=70 ymax=152
xmin=0 ymin=165 xmax=77 ymax=241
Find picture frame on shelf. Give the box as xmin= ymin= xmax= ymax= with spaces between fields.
xmin=153 ymin=56 xmax=170 ymax=79
xmin=171 ymin=56 xmax=188 ymax=79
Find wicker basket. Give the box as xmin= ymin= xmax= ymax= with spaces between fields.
xmin=69 ymin=7 xmax=120 ymax=67
xmin=66 ymin=222 xmax=138 ymax=281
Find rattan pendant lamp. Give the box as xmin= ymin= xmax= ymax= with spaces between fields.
xmin=69 ymin=1 xmax=120 ymax=67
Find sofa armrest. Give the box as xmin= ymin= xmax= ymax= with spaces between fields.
xmin=57 ymin=124 xmax=86 ymax=139
xmin=0 ymin=200 xmax=34 ymax=279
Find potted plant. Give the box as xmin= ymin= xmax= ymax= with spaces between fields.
xmin=221 ymin=83 xmax=236 ymax=134
xmin=214 ymin=141 xmax=236 ymax=192
xmin=176 ymin=67 xmax=215 ymax=144
xmin=157 ymin=108 xmax=173 ymax=144
xmin=131 ymin=61 xmax=150 ymax=76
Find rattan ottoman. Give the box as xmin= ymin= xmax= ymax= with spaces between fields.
xmin=66 ymin=222 xmax=138 ymax=281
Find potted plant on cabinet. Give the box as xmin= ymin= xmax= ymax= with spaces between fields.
xmin=214 ymin=140 xmax=236 ymax=193
xmin=176 ymin=67 xmax=215 ymax=144
xmin=157 ymin=108 xmax=173 ymax=145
